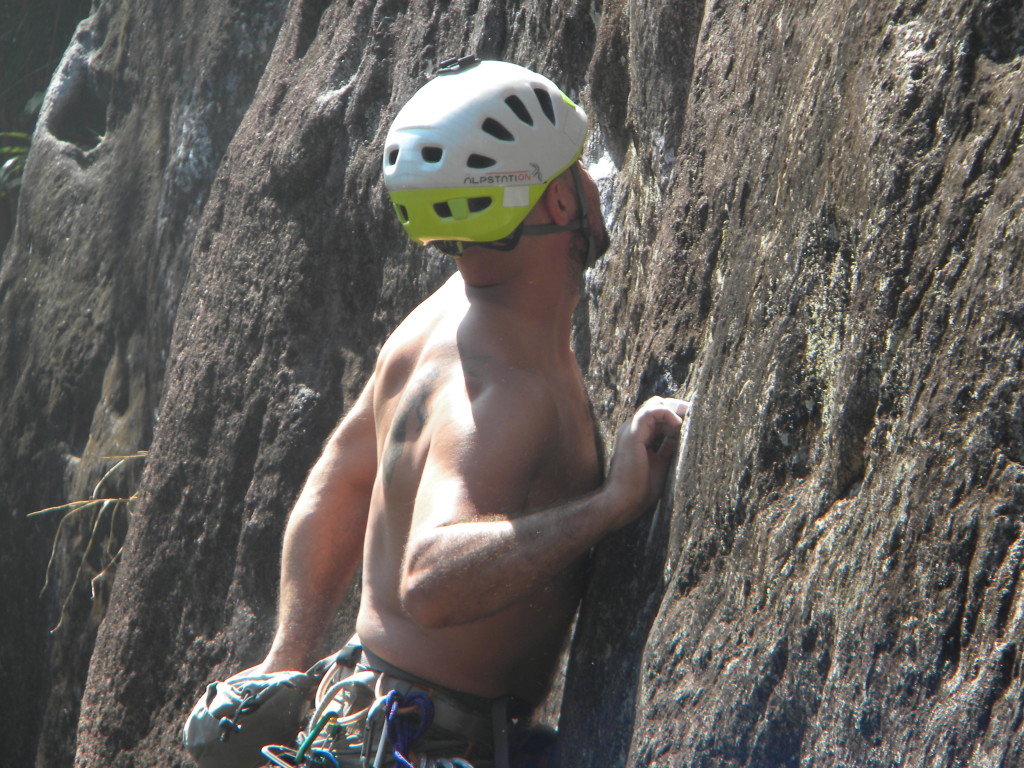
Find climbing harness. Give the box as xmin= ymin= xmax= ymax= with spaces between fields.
xmin=185 ymin=640 xmax=532 ymax=768
xmin=258 ymin=648 xmax=492 ymax=768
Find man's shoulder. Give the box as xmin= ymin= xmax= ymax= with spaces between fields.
xmin=374 ymin=277 xmax=464 ymax=384
xmin=481 ymin=366 xmax=558 ymax=414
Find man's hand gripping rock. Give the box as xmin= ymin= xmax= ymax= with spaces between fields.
xmin=605 ymin=397 xmax=691 ymax=528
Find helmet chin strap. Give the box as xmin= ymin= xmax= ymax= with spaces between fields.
xmin=438 ymin=165 xmax=597 ymax=265
xmin=517 ymin=164 xmax=596 ymax=266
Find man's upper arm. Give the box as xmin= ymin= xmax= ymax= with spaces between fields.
xmin=268 ymin=375 xmax=379 ymax=669
xmin=310 ymin=373 xmax=378 ymax=511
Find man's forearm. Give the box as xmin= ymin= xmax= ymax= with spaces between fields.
xmin=262 ymin=503 xmax=363 ymax=670
xmin=261 ymin=394 xmax=376 ymax=671
xmin=400 ymin=484 xmax=624 ymax=629
xmin=400 ymin=397 xmax=688 ymax=630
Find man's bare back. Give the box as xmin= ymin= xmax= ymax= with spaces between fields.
xmin=356 ymin=274 xmax=601 ymax=705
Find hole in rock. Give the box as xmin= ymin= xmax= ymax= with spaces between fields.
xmin=47 ymin=71 xmax=108 ymax=152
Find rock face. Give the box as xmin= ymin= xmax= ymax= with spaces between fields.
xmin=562 ymin=2 xmax=1024 ymax=766
xmin=2 ymin=0 xmax=1022 ymax=766
xmin=0 ymin=1 xmax=285 ymax=765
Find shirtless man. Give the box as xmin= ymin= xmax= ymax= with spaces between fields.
xmin=255 ymin=59 xmax=688 ymax=766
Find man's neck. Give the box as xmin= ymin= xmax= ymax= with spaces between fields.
xmin=453 ymin=258 xmax=580 ymax=365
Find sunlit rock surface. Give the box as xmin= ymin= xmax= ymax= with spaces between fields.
xmin=1 ymin=0 xmax=1021 ymax=766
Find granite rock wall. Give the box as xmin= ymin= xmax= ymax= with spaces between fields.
xmin=1 ymin=0 xmax=1021 ymax=766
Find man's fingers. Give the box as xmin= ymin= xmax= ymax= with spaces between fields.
xmin=634 ymin=397 xmax=688 ymax=436
xmin=639 ymin=396 xmax=690 ymax=417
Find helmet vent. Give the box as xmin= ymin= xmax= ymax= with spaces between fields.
xmin=421 ymin=146 xmax=443 ymax=163
xmin=467 ymin=153 xmax=496 ymax=169
xmin=534 ymin=88 xmax=556 ymax=125
xmin=482 ymin=117 xmax=515 ymax=142
xmin=395 ymin=204 xmax=409 ymax=223
xmin=468 ymin=197 xmax=492 ymax=212
xmin=433 ymin=201 xmax=453 ymax=218
xmin=504 ymin=95 xmax=534 ymax=126
xmin=387 ymin=149 xmax=399 ymax=166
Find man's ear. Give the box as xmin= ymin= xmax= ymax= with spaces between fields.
xmin=541 ymin=173 xmax=575 ymax=226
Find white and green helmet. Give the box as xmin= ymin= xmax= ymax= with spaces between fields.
xmin=383 ymin=58 xmax=589 ymax=247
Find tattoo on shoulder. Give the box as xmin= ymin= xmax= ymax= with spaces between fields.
xmin=382 ymin=368 xmax=440 ymax=488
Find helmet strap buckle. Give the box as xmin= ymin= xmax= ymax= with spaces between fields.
xmin=436 ymin=55 xmax=480 ymax=75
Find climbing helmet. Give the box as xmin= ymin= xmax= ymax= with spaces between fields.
xmin=383 ymin=58 xmax=588 ymax=247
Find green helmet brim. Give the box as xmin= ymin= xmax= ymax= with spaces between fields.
xmin=389 ymin=183 xmax=549 ymax=245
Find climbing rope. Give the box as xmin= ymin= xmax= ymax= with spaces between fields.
xmin=381 ymin=689 xmax=434 ymax=768
xmin=259 ymin=674 xmax=438 ymax=767
xmin=260 ymin=671 xmax=375 ymax=767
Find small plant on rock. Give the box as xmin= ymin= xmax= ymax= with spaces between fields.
xmin=0 ymin=131 xmax=30 ymax=199
xmin=29 ymin=451 xmax=147 ymax=633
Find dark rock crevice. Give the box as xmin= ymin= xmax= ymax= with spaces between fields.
xmin=43 ymin=15 xmax=110 ymax=155
xmin=295 ymin=0 xmax=332 ymax=60
xmin=972 ymin=0 xmax=1024 ymax=64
